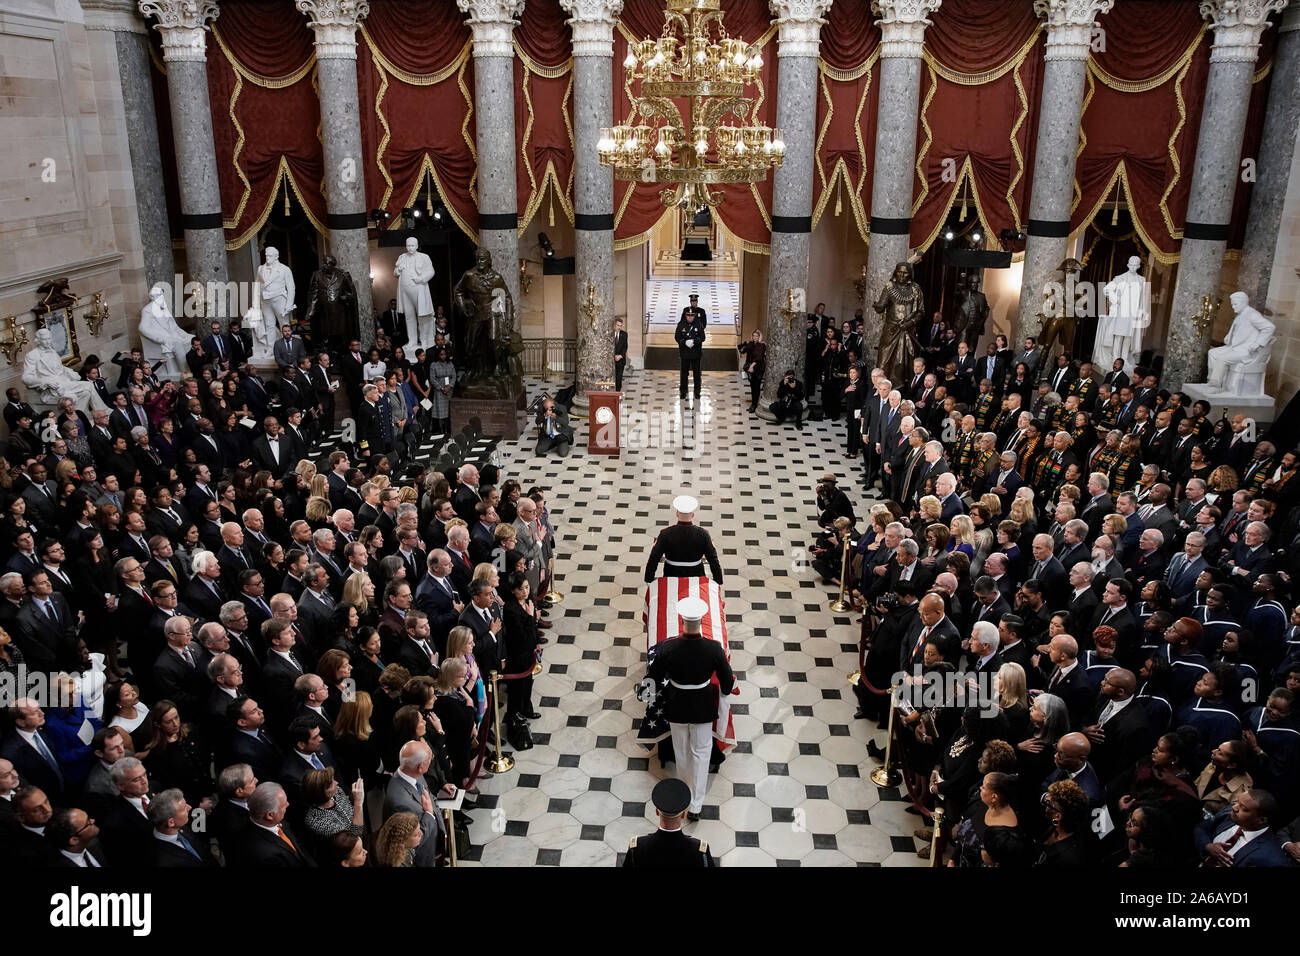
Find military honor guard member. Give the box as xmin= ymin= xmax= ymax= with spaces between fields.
xmin=675 ymin=292 xmax=708 ymax=401
xmin=623 ymin=778 xmax=716 ymax=867
xmin=646 ymin=596 xmax=736 ymax=819
xmin=644 ymin=495 xmax=724 ymax=583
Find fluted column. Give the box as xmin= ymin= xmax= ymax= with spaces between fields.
xmin=560 ymin=0 xmax=622 ymax=397
xmin=1238 ymin=3 xmax=1300 ymax=305
xmin=138 ymin=1 xmax=228 ymax=295
xmin=1166 ymin=0 xmax=1289 ymax=387
xmin=1015 ymin=0 xmax=1113 ymax=348
xmin=458 ymin=0 xmax=523 ymax=329
xmin=84 ymin=0 xmax=176 ymax=291
xmin=758 ymin=0 xmax=833 ymax=416
xmin=862 ymin=0 xmax=941 ymax=352
xmin=298 ymin=0 xmax=375 ymax=350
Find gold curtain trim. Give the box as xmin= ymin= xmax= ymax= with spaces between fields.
xmin=223 ymin=70 xmax=254 ymax=232
xmin=1072 ymin=69 xmax=1095 ymax=214
xmin=1089 ymin=26 xmax=1203 ymax=94
xmin=459 ymin=54 xmax=479 ymax=206
xmin=226 ymin=157 xmax=328 ymax=249
xmin=1254 ymin=60 xmax=1272 ymax=83
xmin=515 ymin=41 xmax=572 ymax=79
xmin=612 ymin=204 xmax=671 ymax=251
xmin=910 ymin=62 xmax=938 ymax=218
xmin=818 ymin=48 xmax=880 ymax=83
xmin=1005 ymin=57 xmax=1029 ymax=232
xmin=211 ymin=25 xmax=315 ymax=89
xmin=360 ymin=25 xmax=471 ymax=86
xmin=1156 ymin=56 xmax=1193 ymax=241
xmin=921 ymin=25 xmax=1041 ymax=87
xmin=373 ymin=59 xmax=396 ymax=210
xmin=517 ymin=57 xmax=577 ymax=233
xmin=1070 ymin=162 xmax=1179 ymax=266
xmin=912 ymin=158 xmax=998 ymax=257
xmin=811 ymin=67 xmax=870 ymax=243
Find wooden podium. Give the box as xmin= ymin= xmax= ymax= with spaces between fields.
xmin=585 ymin=390 xmax=623 ymax=456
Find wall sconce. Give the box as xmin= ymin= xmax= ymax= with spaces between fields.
xmin=519 ymin=260 xmax=532 ymax=296
xmin=0 ymin=316 xmax=28 ymax=365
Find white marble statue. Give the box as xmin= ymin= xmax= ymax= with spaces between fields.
xmin=395 ymin=236 xmax=435 ymax=348
xmin=22 ymin=328 xmax=107 ymax=412
xmin=138 ymin=284 xmax=191 ymax=379
xmin=1199 ymin=291 xmax=1275 ymax=396
xmin=258 ymin=246 xmax=295 ymax=333
xmin=1097 ymin=256 xmax=1149 ymax=369
xmin=242 ymin=305 xmax=276 ymax=363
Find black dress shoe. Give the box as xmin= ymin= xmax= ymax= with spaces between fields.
xmin=866 ymin=739 xmax=886 ymax=761
xmin=853 ymin=709 xmax=869 ymax=720
xmin=687 ymin=811 xmax=700 ymax=822
xmin=536 ymin=636 xmax=549 ymax=645
xmin=524 ymin=710 xmax=542 ymax=719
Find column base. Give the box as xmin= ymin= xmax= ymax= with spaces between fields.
xmin=1180 ymin=385 xmax=1276 ymax=423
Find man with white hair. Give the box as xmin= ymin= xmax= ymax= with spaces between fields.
xmin=238 ymin=782 xmax=312 ymax=866
xmin=1058 ymin=518 xmax=1091 ymax=572
xmin=152 ymin=614 xmax=207 ymax=721
xmin=966 ymin=620 xmax=1002 ymax=677
xmin=1223 ymin=521 xmax=1273 ymax=586
xmin=1028 ymin=533 xmax=1068 ymax=608
xmin=185 ymin=549 xmax=226 ymax=621
xmin=383 ymin=739 xmax=447 ymax=863
xmin=935 ymin=472 xmax=965 ymax=523
xmin=452 ymin=463 xmax=482 ymax=525
xmin=884 ymin=415 xmax=915 ymax=499
xmin=148 ymin=787 xmax=216 ymax=867
xmin=1126 ymin=528 xmax=1167 ymax=587
xmin=1067 ymin=561 xmax=1099 ymax=625
xmin=217 ymin=521 xmax=255 ymax=591
xmin=1165 ymin=531 xmax=1209 ymax=599
xmin=919 ymin=439 xmax=949 ymax=487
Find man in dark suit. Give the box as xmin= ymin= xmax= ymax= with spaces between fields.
xmin=3 ymin=388 xmax=38 ymax=432
xmin=987 ymin=451 xmax=1023 ymax=516
xmin=1194 ymin=790 xmax=1292 ymax=868
xmin=1080 ymin=668 xmax=1156 ymax=783
xmin=1025 ymin=533 xmax=1068 ymax=609
xmin=384 ymin=741 xmax=448 ymax=863
xmin=899 ymin=593 xmax=961 ymax=668
xmin=236 ymin=782 xmax=315 ymax=866
xmin=278 ymin=716 xmax=336 ymax=804
xmin=211 ymin=763 xmax=256 ymax=865
xmin=414 ymin=550 xmax=464 ymax=649
xmin=152 ymin=616 xmax=210 ymax=721
xmin=1066 ymin=562 xmax=1101 ymax=629
xmin=1040 ymin=636 xmax=1091 ymax=727
xmin=675 ymin=293 xmax=708 ymax=400
xmin=1221 ymin=521 xmax=1273 ymax=587
xmin=1164 ymin=535 xmax=1209 ymax=600
xmin=191 ymin=419 xmax=228 ymax=476
xmin=251 ymin=417 xmax=293 ymax=476
xmin=1 ymin=699 xmax=67 ymax=803
xmin=458 ymin=579 xmax=503 ymax=674
xmin=227 ymin=696 xmax=283 ymax=784
xmin=338 ymin=339 xmax=366 ymax=416
xmin=1126 ymin=529 xmax=1169 ymax=588
xmin=613 ymin=316 xmax=629 ymax=391
xmin=1080 ymin=474 xmax=1115 ymax=541
xmin=970 ymin=576 xmax=1011 ymax=631
xmin=354 ymin=384 xmax=387 ymax=462
xmin=44 ymin=807 xmax=109 ymax=868
xmin=994 ymin=615 xmax=1039 ymax=687
xmin=148 ymin=789 xmax=217 ymax=867
xmin=1090 ymin=578 xmax=1141 ymax=668
xmin=98 ymin=756 xmax=154 ymax=865
xmin=186 ymin=552 xmax=228 ymax=622
xmin=16 ymin=569 xmax=78 ymax=670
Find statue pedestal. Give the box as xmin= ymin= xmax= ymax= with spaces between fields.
xmin=451 ymin=380 xmax=525 ymax=440
xmin=1181 ymin=384 xmax=1276 ymax=423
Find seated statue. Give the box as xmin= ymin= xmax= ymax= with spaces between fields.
xmin=22 ymin=327 xmax=107 ymax=411
xmin=139 ymin=284 xmax=192 ymax=379
xmin=1197 ymin=291 xmax=1275 ymax=396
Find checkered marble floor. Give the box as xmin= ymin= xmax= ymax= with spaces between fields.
xmin=460 ymin=370 xmax=926 ymax=867
xmin=645 ymin=279 xmax=739 ymax=327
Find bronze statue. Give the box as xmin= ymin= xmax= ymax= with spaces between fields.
xmin=303 ymin=255 xmax=358 ymax=352
xmin=454 ymin=248 xmax=519 ymax=397
xmin=873 ymin=262 xmax=924 ymax=383
xmin=954 ymin=272 xmax=990 ymax=349
xmin=1036 ymin=257 xmax=1083 ymax=360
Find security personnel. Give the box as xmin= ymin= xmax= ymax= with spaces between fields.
xmin=645 ymin=495 xmax=724 ymax=583
xmin=647 ymin=596 xmax=736 ymax=819
xmin=623 ymin=778 xmax=715 ymax=867
xmin=354 ymin=383 xmax=387 ymax=461
xmin=675 ymin=293 xmax=708 ymax=401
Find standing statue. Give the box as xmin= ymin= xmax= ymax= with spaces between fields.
xmin=138 ymin=284 xmax=192 ymax=379
xmin=1036 ymin=258 xmax=1083 ymax=360
xmin=23 ymin=328 xmax=107 ymax=411
xmin=1097 ymin=256 xmax=1149 ymax=370
xmin=873 ymin=261 xmax=925 ymax=383
xmin=304 ymin=255 xmax=359 ymax=354
xmin=258 ymin=246 xmax=296 ymax=334
xmin=395 ymin=237 xmax=435 ymax=348
xmin=953 ymin=271 xmax=990 ymax=349
xmin=1195 ymin=291 xmax=1276 ymax=396
xmin=454 ymin=248 xmax=516 ymax=393
xmin=241 ymin=306 xmax=275 ymax=363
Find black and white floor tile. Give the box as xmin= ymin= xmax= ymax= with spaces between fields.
xmin=458 ymin=370 xmax=926 ymax=867
xmin=645 ymin=279 xmax=739 ymax=327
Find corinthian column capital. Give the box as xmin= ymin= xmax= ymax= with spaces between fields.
xmin=559 ymin=0 xmax=624 ymax=57
xmin=769 ymin=0 xmax=833 ymax=57
xmin=1033 ymin=0 xmax=1113 ymax=61
xmin=137 ymin=0 xmax=218 ymax=62
xmin=457 ymin=0 xmax=526 ymax=57
xmin=1199 ymin=0 xmax=1290 ymax=63
xmin=871 ymin=0 xmax=942 ymax=59
xmin=296 ymin=1 xmax=370 ymax=60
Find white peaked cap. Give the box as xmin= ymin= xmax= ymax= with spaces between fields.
xmin=673 ymin=495 xmax=698 ymax=514
xmin=677 ymin=597 xmax=708 ymax=623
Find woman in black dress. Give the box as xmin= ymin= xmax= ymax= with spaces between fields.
xmin=350 ymin=626 xmax=386 ymax=697
xmin=68 ymin=527 xmax=119 ymax=675
xmin=1035 ymin=778 xmax=1098 ymax=867
xmin=952 ymin=770 xmax=1021 ymax=867
xmin=501 ymin=572 xmax=540 ymax=725
xmin=332 ymin=690 xmax=389 ymax=792
xmin=432 ymin=658 xmax=477 ymax=787
xmin=139 ymin=700 xmax=215 ymax=806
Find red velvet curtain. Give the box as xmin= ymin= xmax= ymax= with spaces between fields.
xmin=206 ymin=0 xmax=325 ymax=247
xmin=812 ymin=0 xmax=880 ymax=242
xmin=911 ymin=0 xmax=1045 ymax=252
xmin=612 ymin=0 xmax=776 ymax=250
xmin=514 ymin=0 xmax=574 ymax=231
xmin=357 ymin=0 xmax=478 ymax=239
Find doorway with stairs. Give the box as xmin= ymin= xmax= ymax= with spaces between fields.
xmin=641 ymin=207 xmax=741 ymax=370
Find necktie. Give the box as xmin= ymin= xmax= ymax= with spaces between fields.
xmin=277 ymin=826 xmax=297 ymax=853
xmin=140 ymin=794 xmax=149 ymax=810
xmin=309 ymin=754 xmax=325 ymax=770
xmin=1207 ymin=827 xmax=1246 ymax=866
xmin=1050 ymin=669 xmax=1062 ymax=689
xmin=44 ymin=600 xmax=57 ymax=625
xmin=289 ymin=653 xmax=302 ymax=673
xmin=1098 ymin=701 xmax=1115 ymax=725
xmin=913 ymin=625 xmax=931 ymax=660
xmin=182 ymin=647 xmax=194 ymax=669
xmin=32 ymin=732 xmax=63 ymax=782
xmin=167 ymin=562 xmax=177 ymax=582
xmin=216 ymin=337 xmax=225 ymax=358
xmin=177 ymin=833 xmax=201 ymax=860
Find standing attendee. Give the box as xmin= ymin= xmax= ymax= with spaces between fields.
xmin=623 ymin=778 xmax=715 ymax=867
xmin=613 ymin=317 xmax=629 ymax=392
xmin=737 ymin=330 xmax=766 ymax=414
xmin=675 ymin=293 xmax=707 ymax=402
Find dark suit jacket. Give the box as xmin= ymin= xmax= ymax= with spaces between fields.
xmin=458 ymin=604 xmax=501 ymax=673
xmin=414 ymin=574 xmax=461 ymax=651
xmin=228 ymin=729 xmax=284 ymax=784
xmin=235 ymin=820 xmax=316 ymax=867
xmin=1086 ymin=697 xmax=1157 ymax=783
xmin=1043 ymin=664 xmax=1091 ymax=727
xmin=0 ymin=730 xmax=67 ymax=803
xmin=1194 ymin=808 xmax=1293 ymax=867
xmin=151 ymin=827 xmax=218 ymax=867
xmin=152 ymin=646 xmax=211 ymax=720
xmin=14 ymin=595 xmax=78 ymax=672
xmin=185 ymin=576 xmax=226 ymax=622
xmin=100 ymin=795 xmax=154 ymax=865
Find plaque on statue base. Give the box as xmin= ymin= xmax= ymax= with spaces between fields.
xmin=1181 ymin=384 xmax=1276 ymax=425
xmin=451 ymin=389 xmax=524 ymax=441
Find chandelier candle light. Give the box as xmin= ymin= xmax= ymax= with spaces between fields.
xmin=598 ymin=0 xmax=784 ymax=215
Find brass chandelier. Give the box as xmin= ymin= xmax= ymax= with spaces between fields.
xmin=598 ymin=0 xmax=784 ymax=216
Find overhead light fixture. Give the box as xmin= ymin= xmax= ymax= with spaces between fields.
xmin=432 ymin=203 xmax=446 ymax=223
xmin=538 ymin=233 xmax=556 ymax=258
xmin=944 ymin=230 xmax=955 ymax=242
xmin=971 ymin=230 xmax=982 ymax=243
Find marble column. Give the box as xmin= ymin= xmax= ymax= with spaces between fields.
xmin=758 ymin=0 xmax=833 ymax=417
xmin=84 ymin=0 xmax=176 ymax=292
xmin=1238 ymin=4 xmax=1300 ymax=305
xmin=138 ymin=1 xmax=228 ymax=296
xmin=458 ymin=0 xmax=523 ymax=330
xmin=1015 ymin=0 xmax=1113 ymax=347
xmin=1165 ymin=0 xmax=1289 ymax=387
xmin=298 ymin=0 xmax=375 ymax=350
xmin=862 ymin=0 xmax=941 ymax=353
xmin=560 ymin=0 xmax=622 ymax=397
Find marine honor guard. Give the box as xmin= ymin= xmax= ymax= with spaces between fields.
xmin=644 ymin=495 xmax=724 ymax=584
xmin=623 ymin=778 xmax=716 ymax=867
xmin=675 ymin=292 xmax=708 ymax=401
xmin=646 ymin=596 xmax=736 ymax=819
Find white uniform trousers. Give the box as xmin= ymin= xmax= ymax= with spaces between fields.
xmin=670 ymin=721 xmax=713 ymax=813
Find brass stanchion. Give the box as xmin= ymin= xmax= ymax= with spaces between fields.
xmin=828 ymin=533 xmax=851 ymax=612
xmin=544 ymin=556 xmax=563 ymax=604
xmin=929 ymin=807 xmax=943 ymax=867
xmin=445 ymin=808 xmax=457 ymax=867
xmin=486 ymin=671 xmax=515 ymax=773
xmin=869 ymin=684 xmax=901 ymax=787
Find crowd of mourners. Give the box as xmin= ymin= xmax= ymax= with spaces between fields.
xmin=0 ymin=322 xmax=557 ymax=867
xmin=806 ymin=319 xmax=1300 ymax=866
